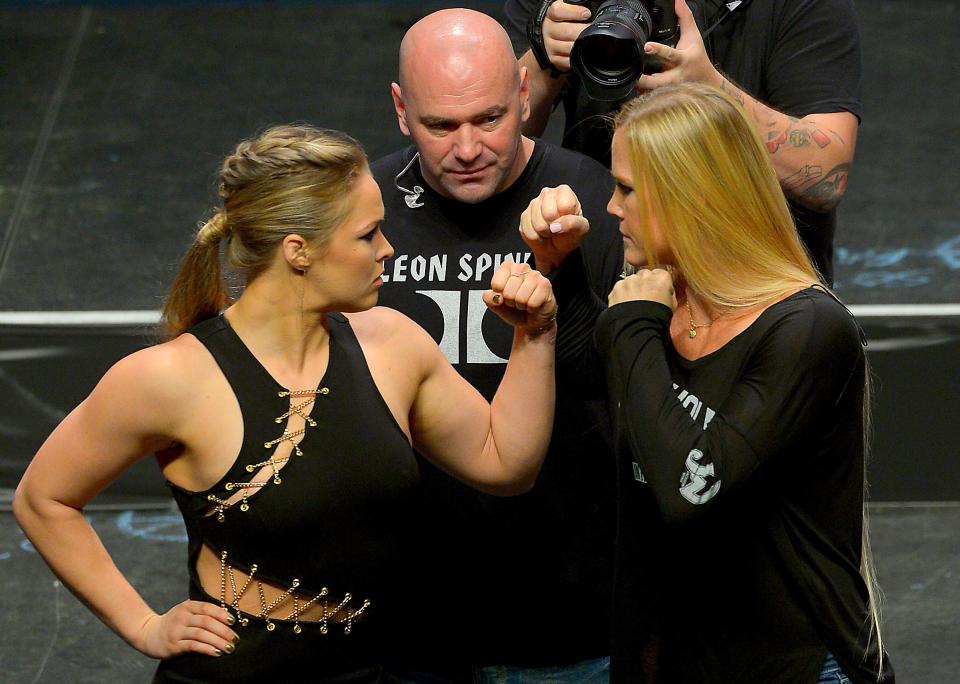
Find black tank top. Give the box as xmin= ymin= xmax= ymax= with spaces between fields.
xmin=165 ymin=313 xmax=419 ymax=673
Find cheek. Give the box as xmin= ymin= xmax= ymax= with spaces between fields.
xmin=409 ymin=130 xmax=446 ymax=166
xmin=623 ymin=199 xmax=643 ymax=236
xmin=486 ymin=125 xmax=516 ymax=157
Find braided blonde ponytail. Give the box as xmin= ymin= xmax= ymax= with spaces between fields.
xmin=161 ymin=125 xmax=367 ymax=339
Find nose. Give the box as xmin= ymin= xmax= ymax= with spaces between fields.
xmin=606 ymin=190 xmax=623 ymax=219
xmin=377 ymin=232 xmax=395 ymax=262
xmin=452 ymin=125 xmax=482 ymax=165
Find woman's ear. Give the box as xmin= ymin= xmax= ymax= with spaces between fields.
xmin=281 ymin=234 xmax=311 ymax=273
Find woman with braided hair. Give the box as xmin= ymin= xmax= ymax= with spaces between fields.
xmin=14 ymin=124 xmax=559 ymax=682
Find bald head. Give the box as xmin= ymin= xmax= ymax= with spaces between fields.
xmin=390 ymin=9 xmax=532 ymax=204
xmin=398 ymin=9 xmax=520 ymax=93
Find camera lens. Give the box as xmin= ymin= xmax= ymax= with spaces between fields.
xmin=577 ymin=29 xmax=644 ymax=79
xmin=570 ymin=0 xmax=666 ymax=101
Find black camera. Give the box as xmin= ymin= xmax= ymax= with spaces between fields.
xmin=568 ymin=0 xmax=679 ymax=101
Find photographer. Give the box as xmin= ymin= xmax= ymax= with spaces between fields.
xmin=504 ymin=0 xmax=862 ymax=284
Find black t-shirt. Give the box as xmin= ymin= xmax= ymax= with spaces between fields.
xmin=370 ymin=140 xmax=623 ymax=667
xmin=503 ymin=0 xmax=864 ymax=283
xmin=594 ymin=288 xmax=892 ymax=683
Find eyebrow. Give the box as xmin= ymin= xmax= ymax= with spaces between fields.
xmin=357 ymin=218 xmax=383 ymax=233
xmin=611 ymin=173 xmax=633 ymax=187
xmin=419 ymin=106 xmax=508 ymax=128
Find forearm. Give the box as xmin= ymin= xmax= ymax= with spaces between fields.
xmin=716 ymin=77 xmax=856 ymax=212
xmin=488 ymin=325 xmax=557 ymax=492
xmin=14 ymin=490 xmax=156 ymax=651
xmin=521 ymin=50 xmax=567 ymax=137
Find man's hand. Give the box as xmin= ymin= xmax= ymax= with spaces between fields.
xmin=608 ymin=268 xmax=677 ymax=310
xmin=636 ymin=0 xmax=721 ymax=91
xmin=542 ymin=0 xmax=593 ymax=72
xmin=519 ymin=185 xmax=591 ymax=274
xmin=485 ymin=261 xmax=558 ymax=336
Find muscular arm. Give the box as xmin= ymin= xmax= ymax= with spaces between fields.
xmin=13 ymin=344 xmax=237 ymax=658
xmin=410 ymin=319 xmax=556 ymax=495
xmin=361 ymin=265 xmax=557 ymax=495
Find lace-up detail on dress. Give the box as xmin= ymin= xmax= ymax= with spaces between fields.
xmin=218 ymin=550 xmax=371 ymax=635
xmin=205 ymin=387 xmax=330 ymax=522
xmin=169 ymin=313 xmax=419 ymax=657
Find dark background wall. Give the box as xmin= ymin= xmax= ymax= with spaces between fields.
xmin=0 ymin=0 xmax=958 ymax=501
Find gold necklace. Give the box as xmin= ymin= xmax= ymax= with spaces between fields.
xmin=685 ymin=299 xmax=718 ymax=339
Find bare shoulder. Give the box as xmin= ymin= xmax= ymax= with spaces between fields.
xmin=344 ymin=307 xmax=445 ymax=380
xmin=345 ymin=307 xmax=438 ymax=352
xmin=96 ymin=333 xmax=216 ymax=405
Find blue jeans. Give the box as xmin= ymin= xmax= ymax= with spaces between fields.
xmin=472 ymin=656 xmax=610 ymax=684
xmin=816 ymin=652 xmax=851 ymax=684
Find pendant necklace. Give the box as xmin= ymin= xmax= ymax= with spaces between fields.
xmin=685 ymin=299 xmax=719 ymax=339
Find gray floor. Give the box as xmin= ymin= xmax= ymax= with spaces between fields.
xmin=2 ymin=503 xmax=958 ymax=682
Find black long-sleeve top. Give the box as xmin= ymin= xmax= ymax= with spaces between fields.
xmin=593 ymin=288 xmax=893 ymax=683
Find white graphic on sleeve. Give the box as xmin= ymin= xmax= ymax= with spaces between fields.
xmin=671 ymin=383 xmax=721 ymax=504
xmin=673 ymin=383 xmax=716 ymax=430
xmin=678 ymin=449 xmax=721 ymax=504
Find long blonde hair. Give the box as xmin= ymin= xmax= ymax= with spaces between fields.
xmin=616 ymin=83 xmax=885 ymax=675
xmin=614 ymin=83 xmax=821 ymax=310
xmin=161 ymin=125 xmax=367 ymax=339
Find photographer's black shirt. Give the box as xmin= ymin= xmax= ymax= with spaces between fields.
xmin=503 ymin=0 xmax=864 ymax=284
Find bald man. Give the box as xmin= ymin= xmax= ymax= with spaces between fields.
xmin=371 ymin=9 xmax=622 ymax=683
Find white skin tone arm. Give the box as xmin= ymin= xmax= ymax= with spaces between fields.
xmin=13 ymin=344 xmax=241 ymax=660
xmin=639 ymin=0 xmax=857 ymax=212
xmin=523 ymin=0 xmax=858 ymax=212
xmin=356 ymin=260 xmax=558 ymax=495
xmin=13 ymin=262 xmax=556 ymax=661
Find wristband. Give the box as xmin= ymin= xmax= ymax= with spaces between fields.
xmin=527 ymin=0 xmax=562 ymax=75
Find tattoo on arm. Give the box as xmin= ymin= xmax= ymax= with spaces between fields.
xmin=789 ymin=129 xmax=811 ymax=148
xmin=797 ymin=163 xmax=850 ymax=211
xmin=812 ymin=129 xmax=831 ymax=148
xmin=767 ymin=128 xmax=789 ymax=154
xmin=720 ymin=79 xmax=745 ymax=106
xmin=783 ymin=165 xmax=823 ymax=191
xmin=775 ymin=123 xmax=833 ymax=152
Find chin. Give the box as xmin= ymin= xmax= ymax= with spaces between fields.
xmin=623 ymin=244 xmax=645 ymax=268
xmin=336 ymin=293 xmax=379 ymax=314
xmin=443 ymin=180 xmax=498 ymax=205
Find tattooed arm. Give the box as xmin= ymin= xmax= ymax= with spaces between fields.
xmin=638 ymin=0 xmax=858 ymax=213
xmin=719 ymin=82 xmax=858 ymax=213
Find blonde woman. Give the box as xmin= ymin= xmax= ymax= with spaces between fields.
xmin=520 ymin=83 xmax=892 ymax=683
xmin=14 ymin=125 xmax=558 ymax=683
